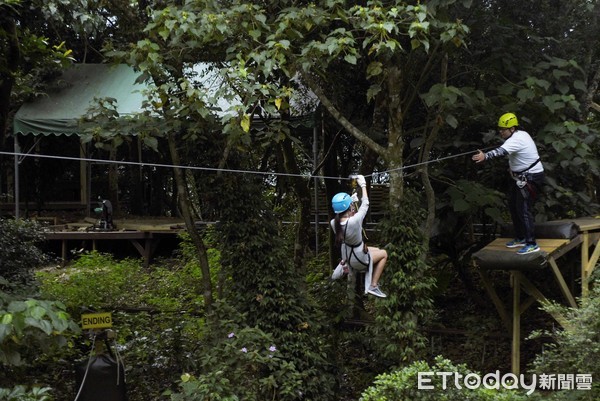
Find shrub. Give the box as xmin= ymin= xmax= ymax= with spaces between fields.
xmin=360 ymin=356 xmax=529 ymax=401
xmin=0 ymin=218 xmax=47 ymax=284
xmin=0 ymin=386 xmax=53 ymax=401
xmin=36 ymin=252 xmax=141 ymax=310
xmin=528 ymin=279 xmax=600 ymax=400
xmin=0 ymin=295 xmax=80 ymax=366
xmin=167 ymin=303 xmax=303 ymax=401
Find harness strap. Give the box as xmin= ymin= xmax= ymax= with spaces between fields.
xmin=513 ymin=158 xmax=540 ymax=175
xmin=343 ymin=222 xmax=371 ymax=269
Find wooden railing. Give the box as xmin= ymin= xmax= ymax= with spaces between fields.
xmin=310 ymin=185 xmax=389 ymax=222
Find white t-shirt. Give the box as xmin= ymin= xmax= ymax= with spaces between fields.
xmin=500 ymin=130 xmax=544 ymax=173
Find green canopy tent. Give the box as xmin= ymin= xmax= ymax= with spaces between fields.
xmin=11 ymin=63 xmax=148 ymax=218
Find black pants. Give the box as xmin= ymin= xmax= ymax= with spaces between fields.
xmin=508 ymin=172 xmax=545 ymax=245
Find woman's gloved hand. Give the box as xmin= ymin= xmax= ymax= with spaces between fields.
xmin=356 ymin=174 xmax=366 ymax=188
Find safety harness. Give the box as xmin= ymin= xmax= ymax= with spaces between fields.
xmin=511 ymin=158 xmax=541 ymax=200
xmin=343 ymin=221 xmax=371 ymax=271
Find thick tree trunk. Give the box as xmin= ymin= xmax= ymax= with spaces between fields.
xmin=385 ymin=65 xmax=405 ymax=207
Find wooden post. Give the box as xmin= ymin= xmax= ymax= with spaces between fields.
xmin=582 ymin=232 xmax=600 ymax=298
xmin=582 ymin=232 xmax=590 ymax=297
xmin=511 ymin=271 xmax=521 ymax=375
xmin=61 ymin=239 xmax=67 ymax=267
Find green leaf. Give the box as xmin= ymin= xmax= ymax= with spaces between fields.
xmin=240 ymin=114 xmax=251 ymax=132
xmin=255 ymin=14 xmax=266 ymax=24
xmin=24 ymin=317 xmax=53 ymax=335
xmin=143 ymin=136 xmax=159 ymax=151
xmin=344 ymin=54 xmax=357 ymax=64
xmin=7 ymin=301 xmax=27 ymax=313
xmin=445 ymin=114 xmax=458 ymax=128
xmin=0 ymin=323 xmax=12 ymax=342
xmin=29 ymin=306 xmax=46 ymax=319
xmin=517 ymin=88 xmax=535 ymax=102
xmin=573 ymin=80 xmax=586 ymax=91
xmin=1 ymin=313 xmax=12 ymax=325
xmin=366 ymin=61 xmax=383 ymax=79
xmin=453 ymin=199 xmax=469 ymax=212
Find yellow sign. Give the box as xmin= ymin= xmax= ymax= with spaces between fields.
xmin=81 ymin=312 xmax=113 ymax=329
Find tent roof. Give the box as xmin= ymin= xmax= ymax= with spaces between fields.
xmin=13 ymin=63 xmax=318 ymax=137
xmin=14 ymin=64 xmax=148 ymax=136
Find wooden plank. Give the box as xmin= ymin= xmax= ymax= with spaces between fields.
xmin=483 ymin=238 xmax=570 ymax=255
xmin=571 ymin=217 xmax=600 ymax=232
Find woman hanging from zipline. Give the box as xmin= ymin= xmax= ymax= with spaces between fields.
xmin=330 ymin=174 xmax=388 ymax=298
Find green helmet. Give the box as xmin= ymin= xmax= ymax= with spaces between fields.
xmin=498 ymin=112 xmax=518 ymax=128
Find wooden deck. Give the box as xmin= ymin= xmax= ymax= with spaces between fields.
xmin=43 ymin=218 xmax=185 ymax=267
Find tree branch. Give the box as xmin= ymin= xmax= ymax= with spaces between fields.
xmin=301 ymin=72 xmax=387 ymax=157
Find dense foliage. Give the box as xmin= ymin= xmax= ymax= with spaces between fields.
xmin=528 ymin=279 xmax=600 ymax=401
xmin=0 ymin=219 xmax=47 ymax=283
xmin=360 ymin=356 xmax=529 ymax=401
xmin=0 ymin=219 xmax=79 ymax=401
xmin=369 ymin=190 xmax=436 ymax=364
xmin=208 ymin=172 xmax=336 ymax=400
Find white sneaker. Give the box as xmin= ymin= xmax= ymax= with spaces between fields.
xmin=367 ymin=286 xmax=387 ymax=298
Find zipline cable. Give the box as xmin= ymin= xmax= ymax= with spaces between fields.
xmin=0 ymin=145 xmax=495 ymax=181
xmin=366 ymin=146 xmax=497 ymax=178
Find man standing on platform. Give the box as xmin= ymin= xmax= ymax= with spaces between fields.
xmin=472 ymin=112 xmax=545 ymax=255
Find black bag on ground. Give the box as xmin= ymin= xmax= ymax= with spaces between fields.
xmin=75 ymin=354 xmax=127 ymax=401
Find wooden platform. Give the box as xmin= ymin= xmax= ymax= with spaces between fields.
xmin=43 ymin=218 xmax=185 ymax=267
xmin=472 ymin=216 xmax=600 ymax=375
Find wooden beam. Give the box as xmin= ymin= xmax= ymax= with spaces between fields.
xmin=584 ymin=235 xmax=600 ymax=284
xmin=478 ymin=269 xmax=512 ymax=332
xmin=548 ymin=257 xmax=577 ymax=308
xmin=518 ymin=273 xmax=569 ymax=328
xmin=519 ymin=296 xmax=536 ymax=314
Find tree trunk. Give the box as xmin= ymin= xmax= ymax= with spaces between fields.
xmin=385 ymin=65 xmax=405 ymax=207
xmin=420 ymin=53 xmax=448 ymax=249
xmin=281 ymin=137 xmax=312 ymax=273
xmin=167 ymin=132 xmax=213 ymax=310
xmin=108 ymin=145 xmax=120 ymax=216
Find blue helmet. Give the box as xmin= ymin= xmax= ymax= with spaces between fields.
xmin=332 ymin=192 xmax=352 ymax=214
